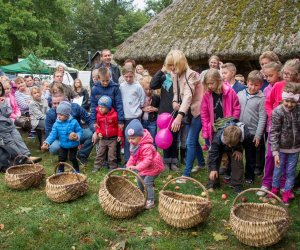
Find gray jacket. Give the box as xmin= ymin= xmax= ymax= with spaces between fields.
xmin=270 ymin=104 xmax=300 ymax=156
xmin=238 ymin=89 xmax=267 ymax=139
xmin=29 ymin=98 xmax=48 ymax=129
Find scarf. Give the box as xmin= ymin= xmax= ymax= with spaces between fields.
xmin=162 ymin=73 xmax=172 ymax=92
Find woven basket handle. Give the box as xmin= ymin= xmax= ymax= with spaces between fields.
xmin=161 ymin=176 xmax=210 ymax=200
xmin=108 ymin=168 xmax=147 ymax=203
xmin=232 ymin=188 xmax=288 ymax=212
xmin=54 ymin=162 xmax=81 ymax=182
xmin=13 ymin=155 xmax=33 ymax=165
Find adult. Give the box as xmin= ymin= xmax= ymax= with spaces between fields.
xmin=45 ymin=93 xmax=94 ymax=164
xmin=199 ymin=55 xmax=221 ymax=83
xmin=90 ymin=49 xmax=121 ymax=90
xmin=166 ymin=50 xmax=205 ymax=182
xmin=118 ymin=59 xmax=142 ymax=84
xmin=56 ymin=64 xmax=74 ymax=85
xmin=24 ymin=75 xmax=35 ymax=88
xmin=150 ymin=65 xmax=180 ymax=171
xmin=73 ymin=78 xmax=90 ymax=111
xmin=50 ymin=71 xmax=78 ymax=101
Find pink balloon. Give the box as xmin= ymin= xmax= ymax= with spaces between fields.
xmin=155 ymin=128 xmax=173 ymax=149
xmin=157 ymin=113 xmax=174 ymax=129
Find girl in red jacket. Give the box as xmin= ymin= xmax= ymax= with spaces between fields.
xmin=126 ymin=119 xmax=164 ymax=209
xmin=93 ymin=95 xmax=122 ymax=172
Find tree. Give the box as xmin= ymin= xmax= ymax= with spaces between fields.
xmin=145 ymin=0 xmax=173 ymax=16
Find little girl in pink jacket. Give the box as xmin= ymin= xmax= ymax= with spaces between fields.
xmin=201 ymin=69 xmax=240 ymax=143
xmin=126 ymin=119 xmax=164 ymax=210
xmin=2 ymin=81 xmax=21 ymax=121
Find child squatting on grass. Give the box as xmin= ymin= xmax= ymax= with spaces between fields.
xmin=125 ymin=119 xmax=165 ymax=209
xmin=41 ymin=101 xmax=82 ymax=173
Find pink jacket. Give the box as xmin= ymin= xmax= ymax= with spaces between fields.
xmin=6 ymin=93 xmax=21 ymax=121
xmin=127 ymin=129 xmax=164 ymax=176
xmin=265 ymin=80 xmax=286 ymax=118
xmin=200 ymin=83 xmax=240 ymax=142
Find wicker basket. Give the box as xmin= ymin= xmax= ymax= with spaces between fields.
xmin=230 ymin=188 xmax=290 ymax=247
xmin=158 ymin=177 xmax=212 ymax=229
xmin=99 ymin=168 xmax=147 ymax=219
xmin=5 ymin=155 xmax=45 ymax=190
xmin=46 ymin=162 xmax=88 ymax=203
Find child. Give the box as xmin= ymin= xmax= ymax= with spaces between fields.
xmin=269 ymin=83 xmax=300 ymax=205
xmin=221 ymin=63 xmax=246 ymax=93
xmin=29 ymin=86 xmax=48 ymax=130
xmin=2 ymin=81 xmax=21 ymax=122
xmin=258 ymin=59 xmax=300 ymax=196
xmin=41 ymin=101 xmax=82 ymax=173
xmin=41 ymin=81 xmax=51 ymax=100
xmin=263 ymin=62 xmax=282 ymax=99
xmin=119 ymin=65 xmax=146 ymax=164
xmin=126 ymin=119 xmax=164 ymax=209
xmin=93 ymin=96 xmax=122 ymax=172
xmin=207 ymin=122 xmax=250 ymax=193
xmin=14 ymin=77 xmax=32 ymax=115
xmin=73 ymin=78 xmax=90 ymax=110
xmin=235 ymin=74 xmax=245 ymax=84
xmin=201 ymin=69 xmax=240 ymax=180
xmin=237 ymin=71 xmax=267 ymax=184
xmin=141 ymin=76 xmax=160 ymax=146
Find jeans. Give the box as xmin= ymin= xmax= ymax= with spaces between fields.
xmin=183 ymin=116 xmax=205 ymax=177
xmin=272 ymin=152 xmax=299 ymax=191
xmin=142 ymin=120 xmax=157 ymax=148
xmin=49 ymin=128 xmax=93 ymax=161
xmin=137 ymin=175 xmax=158 ymax=201
xmin=124 ymin=118 xmax=139 ymax=163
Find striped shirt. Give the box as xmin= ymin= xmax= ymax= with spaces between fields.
xmin=15 ymin=90 xmax=32 ymax=114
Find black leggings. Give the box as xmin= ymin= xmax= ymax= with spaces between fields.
xmin=58 ymin=147 xmax=79 ymax=171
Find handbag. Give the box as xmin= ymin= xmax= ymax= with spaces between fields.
xmin=14 ymin=116 xmax=32 ymax=130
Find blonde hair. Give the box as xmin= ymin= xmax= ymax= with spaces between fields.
xmin=136 ymin=64 xmax=144 ymax=73
xmin=223 ymin=125 xmax=242 ymax=146
xmin=259 ymin=51 xmax=280 ymax=64
xmin=203 ymin=69 xmax=223 ymax=93
xmin=235 ymin=74 xmax=245 ymax=82
xmin=98 ymin=67 xmax=110 ymax=78
xmin=283 ymin=82 xmax=300 ymax=95
xmin=247 ymin=70 xmax=264 ymax=84
xmin=122 ymin=65 xmax=135 ymax=75
xmin=221 ymin=63 xmax=237 ymax=74
xmin=141 ymin=76 xmax=152 ymax=88
xmin=208 ymin=55 xmax=220 ymax=63
xmin=30 ymin=86 xmax=41 ymax=96
xmin=51 ymin=83 xmax=64 ymax=96
xmin=263 ymin=62 xmax=282 ymax=72
xmin=14 ymin=76 xmax=24 ymax=84
xmin=282 ymin=59 xmax=300 ymax=82
xmin=165 ymin=50 xmax=189 ymax=75
xmin=73 ymin=78 xmax=83 ymax=91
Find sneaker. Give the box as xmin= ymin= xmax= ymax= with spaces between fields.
xmin=254 ymin=168 xmax=262 ymax=176
xmin=27 ymin=131 xmax=36 ymax=139
xmin=27 ymin=156 xmax=42 ymax=164
xmin=202 ymin=145 xmax=209 ymax=151
xmin=145 ymin=200 xmax=155 ymax=209
xmin=233 ymin=185 xmax=243 ymax=193
xmin=73 ymin=170 xmax=80 ymax=174
xmin=244 ymin=179 xmax=254 ymax=185
xmin=191 ymin=165 xmax=205 ymax=173
xmin=224 ymin=175 xmax=231 ymax=181
xmin=176 ymin=177 xmax=187 ymax=184
xmin=282 ymin=190 xmax=290 ymax=205
xmin=206 ymin=182 xmax=220 ymax=190
xmin=170 ymin=164 xmax=180 ymax=171
xmin=268 ymin=187 xmax=279 ymax=198
xmin=57 ymin=168 xmax=64 ymax=173
xmin=256 ymin=186 xmax=269 ymax=196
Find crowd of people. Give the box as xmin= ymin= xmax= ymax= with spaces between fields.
xmin=0 ymin=48 xmax=300 ymax=208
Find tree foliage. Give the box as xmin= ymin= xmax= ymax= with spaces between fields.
xmin=145 ymin=0 xmax=173 ymax=16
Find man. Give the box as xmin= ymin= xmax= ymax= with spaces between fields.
xmin=56 ymin=64 xmax=74 ymax=85
xmin=50 ymin=71 xmax=78 ymax=101
xmin=90 ymin=49 xmax=121 ymax=91
xmin=24 ymin=75 xmax=35 ymax=88
xmin=45 ymin=93 xmax=94 ymax=164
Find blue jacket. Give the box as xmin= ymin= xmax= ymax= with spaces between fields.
xmin=232 ymin=80 xmax=246 ymax=94
xmin=90 ymin=80 xmax=124 ymax=123
xmin=45 ymin=116 xmax=83 ymax=149
xmin=45 ymin=102 xmax=94 ymax=138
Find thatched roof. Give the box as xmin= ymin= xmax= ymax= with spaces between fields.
xmin=114 ymin=0 xmax=300 ymax=64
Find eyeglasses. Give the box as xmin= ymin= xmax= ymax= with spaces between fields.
xmin=282 ymin=71 xmax=297 ymax=77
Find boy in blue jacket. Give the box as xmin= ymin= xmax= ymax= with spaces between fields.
xmin=41 ymin=101 xmax=82 ymax=173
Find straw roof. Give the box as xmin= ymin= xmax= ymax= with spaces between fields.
xmin=114 ymin=0 xmax=300 ymax=64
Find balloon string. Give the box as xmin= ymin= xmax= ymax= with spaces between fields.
xmin=167 ymin=110 xmax=177 ymax=129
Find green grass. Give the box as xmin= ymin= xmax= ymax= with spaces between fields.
xmin=0 ymin=136 xmax=299 ymax=250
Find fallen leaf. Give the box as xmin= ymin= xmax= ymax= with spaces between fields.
xmin=224 ymin=200 xmax=230 ymax=205
xmin=111 ymin=240 xmax=126 ymax=250
xmin=212 ymin=232 xmax=228 ymax=241
xmin=191 ymin=231 xmax=198 ymax=237
xmin=19 ymin=207 xmax=33 ymax=213
xmin=0 ymin=224 xmax=4 ymax=230
xmin=80 ymin=237 xmax=93 ymax=244
xmin=71 ymin=246 xmax=76 ymax=250
xmin=143 ymin=226 xmax=153 ymax=236
xmin=166 ymin=175 xmax=173 ymax=180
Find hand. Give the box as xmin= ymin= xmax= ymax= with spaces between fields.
xmin=94 ymin=123 xmax=99 ymax=129
xmin=233 ymin=151 xmax=243 ymax=161
xmin=127 ymin=165 xmax=136 ymax=170
xmin=172 ymin=102 xmax=180 ymax=111
xmin=161 ymin=65 xmax=167 ymax=73
xmin=98 ymin=133 xmax=103 ymax=139
xmin=171 ymin=115 xmax=182 ymax=132
xmin=274 ymin=155 xmax=280 ymax=168
xmin=41 ymin=143 xmax=49 ymax=152
xmin=118 ymin=124 xmax=124 ymax=130
xmin=209 ymin=170 xmax=218 ymax=180
xmin=69 ymin=132 xmax=78 ymax=141
xmin=148 ymin=106 xmax=158 ymax=112
xmin=92 ymin=132 xmax=98 ymax=145
xmin=142 ymin=106 xmax=151 ymax=112
xmin=253 ymin=137 xmax=260 ymax=148
xmin=117 ymin=136 xmax=122 ymax=142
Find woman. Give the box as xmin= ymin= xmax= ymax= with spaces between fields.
xmin=165 ymin=50 xmax=205 ymax=182
xmin=73 ymin=78 xmax=90 ymax=111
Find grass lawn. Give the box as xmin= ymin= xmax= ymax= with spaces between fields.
xmin=0 ymin=135 xmax=300 ymax=250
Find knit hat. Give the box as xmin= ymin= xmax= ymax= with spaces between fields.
xmin=125 ymin=119 xmax=144 ymax=137
xmin=98 ymin=95 xmax=112 ymax=110
xmin=56 ymin=101 xmax=71 ymax=116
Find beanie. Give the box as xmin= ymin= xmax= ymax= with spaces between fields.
xmin=98 ymin=95 xmax=112 ymax=110
xmin=56 ymin=101 xmax=71 ymax=116
xmin=125 ymin=119 xmax=144 ymax=137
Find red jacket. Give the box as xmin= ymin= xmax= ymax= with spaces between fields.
xmin=95 ymin=107 xmax=122 ymax=138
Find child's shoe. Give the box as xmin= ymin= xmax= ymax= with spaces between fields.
xmin=176 ymin=177 xmax=187 ymax=184
xmin=202 ymin=144 xmax=209 ymax=151
xmin=170 ymin=164 xmax=180 ymax=172
xmin=28 ymin=130 xmax=36 ymax=139
xmin=267 ymin=187 xmax=279 ymax=198
xmin=256 ymin=186 xmax=269 ymax=196
xmin=191 ymin=165 xmax=205 ymax=173
xmin=223 ymin=175 xmax=231 ymax=184
xmin=282 ymin=190 xmax=290 ymax=205
xmin=145 ymin=200 xmax=155 ymax=209
xmin=244 ymin=179 xmax=254 ymax=185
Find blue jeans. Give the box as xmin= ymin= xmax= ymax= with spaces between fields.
xmin=49 ymin=128 xmax=93 ymax=161
xmin=183 ymin=116 xmax=205 ymax=177
xmin=142 ymin=120 xmax=157 ymax=148
xmin=272 ymin=152 xmax=299 ymax=191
